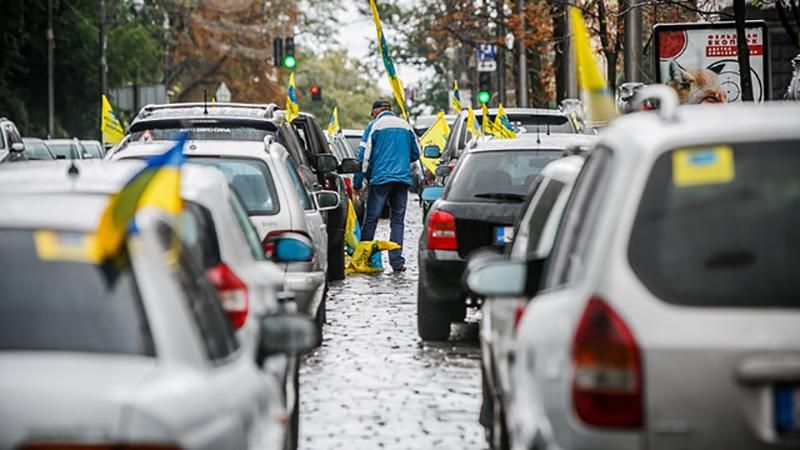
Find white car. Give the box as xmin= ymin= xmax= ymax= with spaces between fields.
xmin=466 ymin=94 xmax=800 ymax=450
xmin=110 ymin=140 xmax=339 ymax=326
xmin=0 ymin=193 xmax=318 ymax=450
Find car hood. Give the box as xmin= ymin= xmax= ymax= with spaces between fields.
xmin=0 ymin=352 xmax=164 ymax=447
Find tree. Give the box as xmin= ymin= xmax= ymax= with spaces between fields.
xmin=734 ymin=0 xmax=755 ymax=101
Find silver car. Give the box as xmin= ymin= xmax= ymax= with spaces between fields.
xmin=466 ymin=96 xmax=800 ymax=450
xmin=110 ymin=139 xmax=339 ymax=326
xmin=0 ymin=193 xmax=318 ymax=450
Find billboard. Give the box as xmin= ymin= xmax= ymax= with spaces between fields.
xmin=654 ymin=21 xmax=770 ymax=103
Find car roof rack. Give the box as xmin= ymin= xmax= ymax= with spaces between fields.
xmin=135 ymin=102 xmax=279 ymax=121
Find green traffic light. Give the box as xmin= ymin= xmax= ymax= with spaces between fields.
xmin=283 ymin=55 xmax=297 ymax=69
xmin=477 ymin=91 xmax=490 ymax=104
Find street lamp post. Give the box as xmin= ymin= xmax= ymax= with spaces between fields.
xmin=47 ymin=0 xmax=54 ymax=137
xmin=623 ymin=0 xmax=643 ymax=82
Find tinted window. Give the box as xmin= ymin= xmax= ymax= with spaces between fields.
xmin=630 ymin=140 xmax=800 ymax=308
xmin=179 ymin=201 xmax=222 ymax=269
xmin=190 ymin=157 xmax=280 ymax=215
xmin=523 ymin=180 xmax=565 ymax=257
xmin=345 ymin=136 xmax=362 ymax=152
xmin=286 ymin=158 xmax=313 ymax=210
xmin=229 ymin=190 xmax=267 ymax=261
xmin=23 ymin=141 xmax=55 ymax=160
xmin=47 ymin=142 xmax=79 ymax=159
xmin=476 ymin=114 xmax=575 ymax=134
xmin=446 ymin=150 xmax=561 ymax=202
xmin=0 ymin=229 xmax=154 ymax=356
xmin=130 ymin=126 xmax=275 ymax=142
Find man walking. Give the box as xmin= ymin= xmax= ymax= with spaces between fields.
xmin=354 ymin=100 xmax=420 ymax=272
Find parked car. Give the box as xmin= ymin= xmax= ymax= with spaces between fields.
xmin=417 ymin=133 xmax=595 ymax=341
xmin=342 ymin=128 xmax=364 ymax=153
xmin=439 ymin=108 xmax=578 ymax=178
xmin=328 ymin=130 xmax=366 ymax=223
xmin=46 ymin=138 xmax=91 ymax=160
xmin=21 ymin=138 xmax=56 ymax=160
xmin=80 ymin=139 xmax=105 ymax=158
xmin=477 ymin=154 xmax=586 ymax=450
xmin=111 ymin=139 xmax=337 ymax=331
xmin=0 ymin=117 xmax=26 ymax=163
xmin=413 ymin=114 xmax=456 ymax=137
xmin=0 ymin=192 xmax=319 ymax=450
xmin=465 ymin=93 xmax=800 ymax=450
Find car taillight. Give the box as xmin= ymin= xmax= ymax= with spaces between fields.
xmin=343 ymin=178 xmax=354 ymax=198
xmin=426 ymin=210 xmax=458 ymax=250
xmin=513 ymin=300 xmax=526 ymax=331
xmin=206 ymin=263 xmax=249 ymax=329
xmin=19 ymin=444 xmax=181 ymax=450
xmin=572 ymin=296 xmax=642 ymax=428
xmin=262 ymin=230 xmax=314 ymax=262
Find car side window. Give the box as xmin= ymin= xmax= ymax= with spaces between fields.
xmin=229 ymin=190 xmax=267 ymax=261
xmin=158 ymin=223 xmax=239 ymax=362
xmin=278 ymin=124 xmax=310 ymax=167
xmin=285 ymin=158 xmax=314 ymax=211
xmin=544 ymin=148 xmax=613 ymax=288
xmin=518 ymin=179 xmax=565 ymax=259
xmin=7 ymin=125 xmax=22 ymax=144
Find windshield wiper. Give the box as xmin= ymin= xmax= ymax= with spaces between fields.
xmin=473 ymin=192 xmax=525 ymax=202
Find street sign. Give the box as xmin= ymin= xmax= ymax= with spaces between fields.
xmin=477 ymin=61 xmax=497 ymax=72
xmin=216 ymin=82 xmax=231 ymax=103
xmin=476 ymin=44 xmax=497 ymax=62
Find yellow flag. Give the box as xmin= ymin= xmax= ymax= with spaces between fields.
xmin=369 ymin=0 xmax=408 ymax=120
xmin=101 ymin=95 xmax=125 ymax=145
xmin=569 ymin=7 xmax=617 ymax=124
xmin=466 ymin=106 xmax=482 ymax=139
xmin=451 ymin=81 xmax=462 ymax=112
xmin=419 ymin=112 xmax=450 ymax=174
xmin=285 ymin=73 xmax=300 ymax=123
xmin=493 ymin=104 xmax=517 ymax=139
xmin=327 ymin=106 xmax=340 ymax=135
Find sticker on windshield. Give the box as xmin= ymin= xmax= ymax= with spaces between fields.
xmin=672 ymin=146 xmax=735 ymax=187
xmin=34 ymin=230 xmax=101 ymax=263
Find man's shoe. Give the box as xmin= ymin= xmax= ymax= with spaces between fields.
xmin=392 ymin=266 xmax=407 ymax=273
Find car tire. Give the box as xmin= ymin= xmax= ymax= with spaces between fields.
xmin=417 ymin=287 xmax=453 ymax=341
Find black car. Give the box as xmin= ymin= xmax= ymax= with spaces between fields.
xmin=417 ymin=134 xmax=594 ymax=341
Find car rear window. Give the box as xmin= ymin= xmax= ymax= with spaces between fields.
xmin=24 ymin=142 xmax=54 ymax=160
xmin=47 ymin=142 xmax=78 ymax=159
xmin=629 ymin=140 xmax=800 ymax=308
xmin=129 ymin=124 xmax=276 ymax=142
xmin=0 ymin=229 xmax=155 ymax=356
xmin=476 ymin=114 xmax=575 ymax=134
xmin=190 ymin=157 xmax=280 ymax=215
xmin=446 ymin=150 xmax=562 ymax=202
xmin=345 ymin=136 xmax=362 ymax=151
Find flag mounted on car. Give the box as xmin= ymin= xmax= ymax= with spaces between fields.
xmin=569 ymin=6 xmax=617 ymax=125
xmin=285 ymin=73 xmax=300 ymax=123
xmin=327 ymin=106 xmax=340 ymax=135
xmin=451 ymin=81 xmax=462 ymax=112
xmin=369 ymin=0 xmax=408 ymax=121
xmin=101 ymin=95 xmax=125 ymax=145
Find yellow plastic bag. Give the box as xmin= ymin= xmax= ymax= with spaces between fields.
xmin=345 ymin=240 xmax=401 ymax=274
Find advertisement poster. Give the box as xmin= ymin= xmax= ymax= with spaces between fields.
xmin=654 ymin=21 xmax=770 ymax=103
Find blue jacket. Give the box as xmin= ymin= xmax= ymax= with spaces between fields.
xmin=354 ymin=111 xmax=420 ymax=189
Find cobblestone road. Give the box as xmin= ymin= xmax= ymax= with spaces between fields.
xmin=300 ymin=199 xmax=486 ymax=450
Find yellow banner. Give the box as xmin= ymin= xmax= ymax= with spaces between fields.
xmin=101 ymin=95 xmax=125 ymax=145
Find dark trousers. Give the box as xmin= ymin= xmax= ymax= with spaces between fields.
xmin=361 ymin=182 xmax=408 ymax=269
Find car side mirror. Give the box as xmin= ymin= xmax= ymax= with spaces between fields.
xmin=315 ymin=190 xmax=340 ymax=212
xmin=264 ymin=231 xmax=315 ymax=262
xmin=423 ymin=145 xmax=441 ymax=159
xmin=421 ymin=186 xmax=444 ymax=202
xmin=338 ymin=157 xmax=361 ymax=174
xmin=315 ymin=153 xmax=338 ymax=173
xmin=463 ymin=257 xmax=546 ymax=298
xmin=11 ymin=143 xmax=25 ymax=153
xmin=434 ymin=165 xmax=452 ymax=178
xmin=259 ymin=312 xmax=320 ymax=356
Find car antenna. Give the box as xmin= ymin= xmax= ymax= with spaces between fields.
xmin=547 ymin=123 xmax=551 ymax=135
xmin=536 ymin=125 xmax=541 ymax=144
xmin=67 ymin=160 xmax=79 ymax=177
xmin=203 ymin=89 xmax=209 ymax=115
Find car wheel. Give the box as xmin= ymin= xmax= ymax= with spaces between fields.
xmin=417 ymin=286 xmax=453 ymax=341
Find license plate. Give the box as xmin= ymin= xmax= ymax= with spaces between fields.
xmin=775 ymin=385 xmax=800 ymax=432
xmin=494 ymin=226 xmax=514 ymax=245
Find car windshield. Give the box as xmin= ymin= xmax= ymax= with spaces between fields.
xmin=81 ymin=141 xmax=103 ymax=159
xmin=446 ymin=150 xmax=562 ymax=202
xmin=629 ymin=140 xmax=800 ymax=308
xmin=47 ymin=142 xmax=78 ymax=159
xmin=129 ymin=125 xmax=275 ymax=142
xmin=345 ymin=136 xmax=362 ymax=152
xmin=23 ymin=141 xmax=54 ymax=160
xmin=190 ymin=157 xmax=280 ymax=215
xmin=0 ymin=229 xmax=155 ymax=356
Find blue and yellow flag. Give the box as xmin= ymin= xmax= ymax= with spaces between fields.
xmin=286 ymin=73 xmax=300 ymax=123
xmin=570 ymin=7 xmax=617 ymax=124
xmin=481 ymin=103 xmax=515 ymax=140
xmin=419 ymin=112 xmax=450 ymax=174
xmin=451 ymin=81 xmax=462 ymax=112
xmin=369 ymin=0 xmax=408 ymax=121
xmin=93 ymin=135 xmax=187 ymax=260
xmin=101 ymin=95 xmax=125 ymax=145
xmin=466 ymin=106 xmax=482 ymax=139
xmin=327 ymin=106 xmax=340 ymax=135
xmin=493 ymin=104 xmax=517 ymax=139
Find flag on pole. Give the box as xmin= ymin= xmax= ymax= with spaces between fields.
xmin=101 ymin=95 xmax=125 ymax=145
xmin=369 ymin=0 xmax=408 ymax=121
xmin=91 ymin=135 xmax=187 ymax=266
xmin=419 ymin=112 xmax=450 ymax=174
xmin=327 ymin=106 xmax=340 ymax=135
xmin=569 ymin=6 xmax=617 ymax=124
xmin=285 ymin=73 xmax=300 ymax=123
xmin=466 ymin=106 xmax=482 ymax=139
xmin=481 ymin=103 xmax=495 ymax=137
xmin=493 ymin=104 xmax=517 ymax=139
xmin=451 ymin=81 xmax=462 ymax=112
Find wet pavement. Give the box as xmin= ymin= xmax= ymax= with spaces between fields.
xmin=300 ymin=199 xmax=486 ymax=450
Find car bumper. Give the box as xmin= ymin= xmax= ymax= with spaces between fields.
xmin=418 ymin=249 xmax=465 ymax=303
xmin=283 ymin=270 xmax=326 ymax=317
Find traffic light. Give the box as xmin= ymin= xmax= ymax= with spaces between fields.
xmin=310 ymin=85 xmax=322 ymax=102
xmin=272 ymin=37 xmax=283 ymax=66
xmin=283 ymin=37 xmax=296 ymax=69
xmin=478 ymin=72 xmax=491 ymax=104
